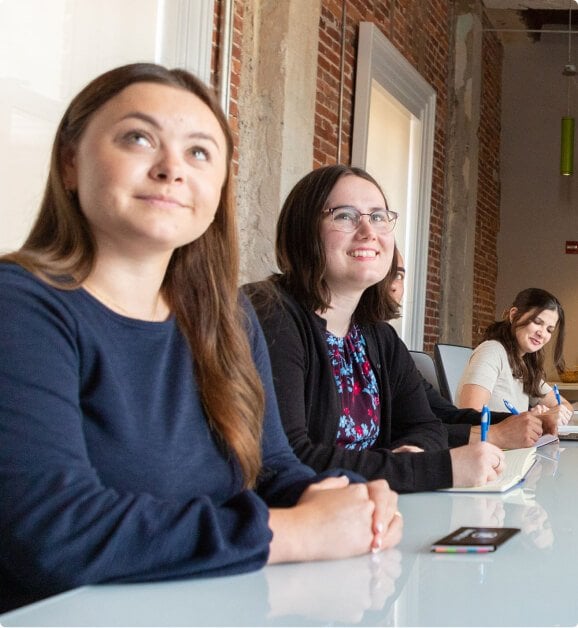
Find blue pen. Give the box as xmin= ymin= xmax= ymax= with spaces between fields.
xmin=553 ymin=384 xmax=562 ymax=406
xmin=480 ymin=405 xmax=490 ymax=442
xmin=503 ymin=399 xmax=520 ymax=415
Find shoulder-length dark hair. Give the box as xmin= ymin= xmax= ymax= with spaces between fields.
xmin=483 ymin=288 xmax=566 ymax=397
xmin=274 ymin=164 xmax=400 ymax=323
xmin=1 ymin=63 xmax=264 ymax=488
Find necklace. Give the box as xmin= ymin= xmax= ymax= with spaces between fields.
xmin=82 ymin=281 xmax=163 ymax=322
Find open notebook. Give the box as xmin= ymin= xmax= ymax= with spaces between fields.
xmin=440 ymin=447 xmax=537 ymax=493
xmin=536 ymin=433 xmax=558 ymax=447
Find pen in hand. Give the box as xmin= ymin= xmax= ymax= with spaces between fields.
xmin=553 ymin=384 xmax=562 ymax=406
xmin=503 ymin=399 xmax=520 ymax=415
xmin=480 ymin=405 xmax=491 ymax=442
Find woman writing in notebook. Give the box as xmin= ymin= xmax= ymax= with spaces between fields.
xmin=0 ymin=64 xmax=402 ymax=612
xmin=388 ymin=251 xmax=553 ymax=450
xmin=456 ymin=288 xmax=573 ymax=428
xmin=245 ymin=164 xmax=505 ymax=493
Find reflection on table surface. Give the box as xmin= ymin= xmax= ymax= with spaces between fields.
xmin=2 ymin=441 xmax=578 ymax=627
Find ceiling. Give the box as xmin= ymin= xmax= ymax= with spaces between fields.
xmin=483 ymin=0 xmax=578 ymax=35
xmin=484 ymin=1 xmax=574 ymax=7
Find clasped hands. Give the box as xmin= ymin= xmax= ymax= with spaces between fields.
xmin=297 ymin=476 xmax=403 ymax=557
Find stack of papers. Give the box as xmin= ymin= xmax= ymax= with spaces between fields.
xmin=558 ymin=423 xmax=578 ymax=441
xmin=558 ymin=424 xmax=578 ymax=434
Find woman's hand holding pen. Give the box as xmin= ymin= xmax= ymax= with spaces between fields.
xmin=536 ymin=404 xmax=572 ymax=427
xmin=449 ymin=442 xmax=506 ymax=488
xmin=470 ymin=412 xmax=543 ymax=449
xmin=530 ymin=404 xmax=549 ymax=416
xmin=556 ymin=404 xmax=573 ymax=425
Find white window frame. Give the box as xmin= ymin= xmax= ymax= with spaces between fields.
xmin=352 ymin=22 xmax=436 ymax=350
xmin=158 ymin=0 xmax=214 ymax=84
xmin=0 ymin=0 xmax=214 ymax=253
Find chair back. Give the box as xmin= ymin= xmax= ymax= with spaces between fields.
xmin=409 ymin=350 xmax=441 ymax=394
xmin=434 ymin=343 xmax=473 ymax=403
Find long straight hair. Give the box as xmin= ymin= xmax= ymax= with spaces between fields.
xmin=483 ymin=288 xmax=566 ymax=397
xmin=1 ymin=63 xmax=264 ymax=487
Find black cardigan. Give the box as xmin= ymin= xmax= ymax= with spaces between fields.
xmin=422 ymin=378 xmax=511 ymax=447
xmin=245 ymin=281 xmax=453 ymax=493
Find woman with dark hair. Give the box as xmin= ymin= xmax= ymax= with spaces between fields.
xmin=0 ymin=64 xmax=402 ymax=612
xmin=245 ymin=164 xmax=504 ymax=493
xmin=457 ymin=288 xmax=573 ymax=423
xmin=389 ymin=252 xmax=551 ymax=449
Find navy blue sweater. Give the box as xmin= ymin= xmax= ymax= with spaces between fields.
xmin=0 ymin=265 xmax=321 ymax=610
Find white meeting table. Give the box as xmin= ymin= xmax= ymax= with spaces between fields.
xmin=2 ymin=440 xmax=577 ymax=627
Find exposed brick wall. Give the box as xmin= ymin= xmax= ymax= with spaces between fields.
xmin=212 ymin=0 xmax=503 ymax=354
xmin=472 ymin=17 xmax=502 ymax=346
xmin=314 ymin=0 xmax=451 ymax=352
xmin=212 ymin=0 xmax=243 ymax=172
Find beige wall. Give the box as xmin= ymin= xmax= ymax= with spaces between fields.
xmin=236 ymin=0 xmax=321 ymax=284
xmin=497 ymin=31 xmax=578 ymax=374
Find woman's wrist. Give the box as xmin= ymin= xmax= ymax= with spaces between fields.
xmin=267 ymin=507 xmax=309 ymax=564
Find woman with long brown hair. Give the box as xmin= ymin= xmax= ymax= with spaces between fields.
xmin=0 ymin=64 xmax=401 ymax=612
xmin=457 ymin=288 xmax=573 ymax=424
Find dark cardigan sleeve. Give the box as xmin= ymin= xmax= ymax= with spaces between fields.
xmin=422 ymin=377 xmax=511 ymax=447
xmin=246 ymin=282 xmax=453 ymax=493
xmin=422 ymin=377 xmax=474 ymax=447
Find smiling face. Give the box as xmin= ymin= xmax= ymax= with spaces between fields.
xmin=63 ymin=81 xmax=228 ymax=262
xmin=512 ymin=307 xmax=559 ymax=356
xmin=320 ymin=174 xmax=395 ymax=300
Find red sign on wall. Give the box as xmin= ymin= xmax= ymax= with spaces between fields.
xmin=566 ymin=241 xmax=578 ymax=254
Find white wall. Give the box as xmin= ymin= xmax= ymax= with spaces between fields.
xmin=498 ymin=31 xmax=578 ymax=374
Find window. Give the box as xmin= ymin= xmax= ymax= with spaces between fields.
xmin=0 ymin=0 xmax=213 ymax=252
xmin=352 ymin=22 xmax=436 ymax=350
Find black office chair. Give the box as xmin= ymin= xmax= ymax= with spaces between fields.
xmin=409 ymin=350 xmax=441 ymax=394
xmin=434 ymin=343 xmax=473 ymax=403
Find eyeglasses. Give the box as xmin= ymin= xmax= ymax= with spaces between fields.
xmin=322 ymin=205 xmax=398 ymax=233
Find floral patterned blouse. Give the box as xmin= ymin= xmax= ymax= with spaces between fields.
xmin=325 ymin=324 xmax=381 ymax=450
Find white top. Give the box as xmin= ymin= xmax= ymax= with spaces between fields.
xmin=456 ymin=340 xmax=551 ymax=413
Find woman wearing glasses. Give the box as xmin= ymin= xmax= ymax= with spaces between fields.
xmin=245 ymin=165 xmax=504 ymax=493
